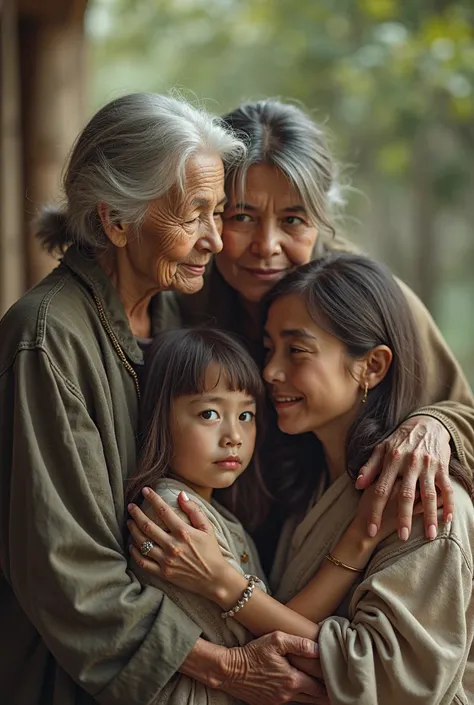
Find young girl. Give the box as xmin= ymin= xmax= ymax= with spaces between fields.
xmin=127 ymin=326 xmax=400 ymax=705
xmin=130 ymin=254 xmax=473 ymax=705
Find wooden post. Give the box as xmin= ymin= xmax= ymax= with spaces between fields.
xmin=0 ymin=0 xmax=25 ymax=315
xmin=20 ymin=0 xmax=88 ymax=287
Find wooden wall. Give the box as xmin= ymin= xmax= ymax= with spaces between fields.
xmin=0 ymin=0 xmax=88 ymax=316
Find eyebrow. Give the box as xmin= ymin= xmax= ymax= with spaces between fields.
xmin=234 ymin=202 xmax=307 ymax=214
xmin=263 ymin=328 xmax=318 ymax=341
xmin=190 ymin=395 xmax=256 ymax=405
xmin=192 ymin=196 xmax=227 ymax=208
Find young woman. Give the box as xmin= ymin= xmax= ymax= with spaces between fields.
xmin=127 ymin=326 xmax=402 ymax=704
xmin=129 ymin=254 xmax=474 ymax=705
xmin=177 ymin=99 xmax=474 ymax=554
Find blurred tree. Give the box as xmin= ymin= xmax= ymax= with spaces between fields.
xmin=86 ymin=0 xmax=474 ymax=380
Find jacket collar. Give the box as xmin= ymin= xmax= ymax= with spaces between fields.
xmin=62 ymin=245 xmax=166 ymax=365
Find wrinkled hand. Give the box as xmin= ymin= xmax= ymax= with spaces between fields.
xmin=355 ymin=416 xmax=454 ymax=541
xmin=220 ymin=632 xmax=327 ymax=704
xmin=127 ymin=487 xmax=228 ymax=599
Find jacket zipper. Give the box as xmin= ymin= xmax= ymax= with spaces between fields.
xmin=93 ymin=293 xmax=141 ymax=399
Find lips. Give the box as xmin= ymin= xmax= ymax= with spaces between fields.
xmin=180 ymin=263 xmax=207 ymax=276
xmin=272 ymin=393 xmax=304 ymax=410
xmin=215 ymin=456 xmax=242 ymax=469
xmin=242 ymin=267 xmax=287 ymax=281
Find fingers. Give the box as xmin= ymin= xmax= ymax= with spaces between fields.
xmin=419 ymin=456 xmax=439 ymax=540
xmin=355 ymin=444 xmax=385 ymax=489
xmin=129 ymin=545 xmax=163 ymax=576
xmin=178 ymin=491 xmax=213 ymax=533
xmin=436 ymin=471 xmax=454 ymax=523
xmin=396 ymin=460 xmax=420 ymax=541
xmin=272 ymin=631 xmax=319 ymax=659
xmin=137 ymin=487 xmax=195 ymax=537
xmin=366 ymin=448 xmax=401 ymax=537
xmin=127 ymin=502 xmax=174 ymax=549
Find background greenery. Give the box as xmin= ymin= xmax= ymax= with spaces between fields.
xmin=86 ymin=0 xmax=474 ymax=383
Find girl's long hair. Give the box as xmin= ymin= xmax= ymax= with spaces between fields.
xmin=262 ymin=253 xmax=472 ymax=515
xmin=125 ymin=327 xmax=269 ymax=530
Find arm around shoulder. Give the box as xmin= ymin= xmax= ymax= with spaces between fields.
xmin=0 ymin=348 xmax=200 ymax=704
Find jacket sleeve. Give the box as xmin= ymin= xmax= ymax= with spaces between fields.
xmin=318 ymin=533 xmax=472 ymax=705
xmin=396 ymin=280 xmax=474 ymax=470
xmin=2 ymin=349 xmax=201 ymax=705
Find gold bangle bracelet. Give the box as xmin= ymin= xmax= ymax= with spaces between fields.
xmin=325 ymin=553 xmax=364 ymax=573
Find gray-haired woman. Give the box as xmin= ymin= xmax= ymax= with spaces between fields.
xmin=175 ymin=99 xmax=474 ymax=567
xmin=0 ymin=94 xmax=320 ymax=705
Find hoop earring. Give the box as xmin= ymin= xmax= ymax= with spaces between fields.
xmin=361 ymin=381 xmax=368 ymax=404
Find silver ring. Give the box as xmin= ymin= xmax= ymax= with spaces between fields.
xmin=140 ymin=540 xmax=154 ymax=556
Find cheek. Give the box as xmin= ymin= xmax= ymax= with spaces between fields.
xmin=283 ymin=230 xmax=318 ymax=266
xmin=221 ymin=226 xmax=248 ymax=261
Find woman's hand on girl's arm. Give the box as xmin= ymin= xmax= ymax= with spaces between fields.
xmin=354 ymin=415 xmax=453 ymax=541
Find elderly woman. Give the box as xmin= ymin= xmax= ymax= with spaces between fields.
xmin=175 ymin=99 xmax=474 ymax=562
xmin=0 ymin=94 xmax=322 ymax=705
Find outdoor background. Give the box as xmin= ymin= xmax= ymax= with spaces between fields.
xmin=85 ymin=0 xmax=474 ymax=382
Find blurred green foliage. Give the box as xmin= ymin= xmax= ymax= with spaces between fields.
xmin=86 ymin=0 xmax=474 ymax=383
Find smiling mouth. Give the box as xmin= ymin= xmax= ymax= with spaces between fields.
xmin=180 ymin=263 xmax=207 ymax=276
xmin=272 ymin=395 xmax=303 ymax=409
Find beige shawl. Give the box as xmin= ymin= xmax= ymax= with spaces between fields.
xmin=271 ymin=473 xmax=474 ymax=705
xmin=131 ymin=478 xmax=266 ymax=705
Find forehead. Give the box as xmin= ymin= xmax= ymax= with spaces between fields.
xmin=265 ymin=294 xmax=313 ymax=331
xmin=199 ymin=362 xmax=255 ymax=400
xmin=229 ymin=163 xmax=303 ymax=205
xmin=165 ymin=152 xmax=226 ymax=207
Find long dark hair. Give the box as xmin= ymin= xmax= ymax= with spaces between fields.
xmin=262 ymin=253 xmax=472 ymax=514
xmin=126 ymin=328 xmax=269 ymax=530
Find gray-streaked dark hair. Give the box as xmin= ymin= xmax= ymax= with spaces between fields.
xmin=35 ymin=93 xmax=246 ymax=254
xmin=221 ymin=99 xmax=341 ymax=238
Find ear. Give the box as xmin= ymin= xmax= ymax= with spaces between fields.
xmin=362 ymin=345 xmax=393 ymax=391
xmin=97 ymin=202 xmax=129 ymax=248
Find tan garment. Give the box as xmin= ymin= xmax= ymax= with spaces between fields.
xmin=132 ymin=479 xmax=266 ymax=705
xmin=271 ymin=475 xmax=474 ymax=705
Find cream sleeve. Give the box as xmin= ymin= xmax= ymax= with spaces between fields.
xmin=318 ymin=526 xmax=473 ymax=704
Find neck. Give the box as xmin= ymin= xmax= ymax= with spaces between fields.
xmin=98 ymin=248 xmax=159 ymax=338
xmin=239 ymin=296 xmax=261 ymax=341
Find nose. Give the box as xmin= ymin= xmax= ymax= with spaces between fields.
xmin=197 ymin=216 xmax=223 ymax=254
xmin=263 ymin=353 xmax=286 ymax=384
xmin=250 ymin=220 xmax=282 ymax=259
xmin=219 ymin=421 xmax=242 ymax=448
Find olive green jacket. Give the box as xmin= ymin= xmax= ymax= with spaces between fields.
xmin=178 ymin=235 xmax=474 ymax=471
xmin=0 ymin=246 xmax=201 ymax=705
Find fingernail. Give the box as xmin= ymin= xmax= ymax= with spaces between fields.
xmin=313 ymin=642 xmax=320 ymax=655
xmin=447 ymin=513 xmax=453 ymax=523
xmin=368 ymin=523 xmax=378 ymax=538
xmin=355 ymin=474 xmax=364 ymax=487
xmin=181 ymin=491 xmax=189 ymax=501
xmin=427 ymin=524 xmax=437 ymax=541
xmin=127 ymin=503 xmax=135 ymax=513
xmin=399 ymin=527 xmax=409 ymax=542
xmin=142 ymin=487 xmax=151 ymax=496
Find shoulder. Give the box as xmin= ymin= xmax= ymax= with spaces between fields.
xmin=0 ymin=262 xmax=106 ymax=390
xmin=371 ymin=483 xmax=474 ymax=576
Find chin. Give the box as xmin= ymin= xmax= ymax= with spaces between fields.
xmin=173 ymin=276 xmax=205 ymax=295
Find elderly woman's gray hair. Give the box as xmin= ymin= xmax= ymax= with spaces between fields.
xmin=221 ymin=99 xmax=342 ymax=238
xmin=36 ymin=93 xmax=246 ymax=253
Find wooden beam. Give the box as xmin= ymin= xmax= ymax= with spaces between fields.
xmin=0 ymin=0 xmax=25 ymax=315
xmin=20 ymin=0 xmax=88 ymax=286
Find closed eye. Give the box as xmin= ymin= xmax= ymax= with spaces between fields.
xmin=290 ymin=346 xmax=308 ymax=354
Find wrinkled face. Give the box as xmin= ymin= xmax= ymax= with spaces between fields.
xmin=169 ymin=363 xmax=257 ymax=502
xmin=216 ymin=164 xmax=318 ymax=303
xmin=263 ymin=294 xmax=362 ymax=440
xmin=125 ymin=152 xmax=226 ymax=294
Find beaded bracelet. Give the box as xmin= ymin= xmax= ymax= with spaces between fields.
xmin=221 ymin=574 xmax=260 ymax=619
